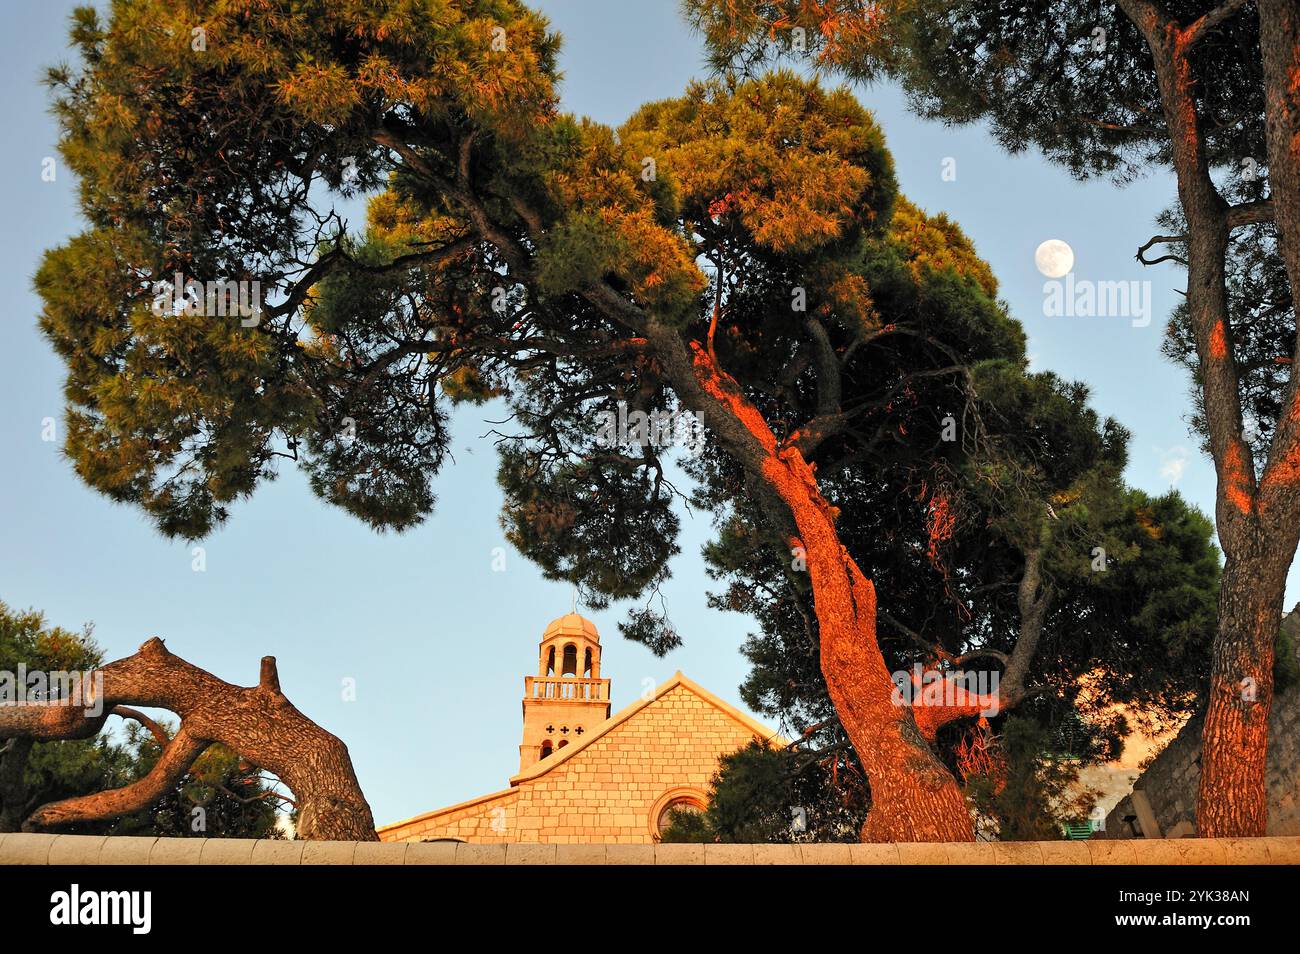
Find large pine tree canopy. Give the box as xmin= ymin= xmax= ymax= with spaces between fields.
xmin=38 ymin=0 xmax=1016 ymax=567
xmin=34 ymin=1 xmax=1225 ymax=831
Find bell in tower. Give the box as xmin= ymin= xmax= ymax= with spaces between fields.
xmin=519 ymin=613 xmax=612 ymax=772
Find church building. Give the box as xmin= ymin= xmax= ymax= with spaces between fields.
xmin=378 ymin=612 xmax=780 ymax=844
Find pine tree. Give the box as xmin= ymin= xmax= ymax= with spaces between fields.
xmin=684 ymin=0 xmax=1300 ymax=842
xmin=24 ymin=0 xmax=1233 ymax=840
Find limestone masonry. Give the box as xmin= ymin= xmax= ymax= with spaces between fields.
xmin=378 ymin=612 xmax=780 ymax=844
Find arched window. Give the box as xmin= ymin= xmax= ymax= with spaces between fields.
xmin=540 ymin=740 xmax=553 ymax=759
xmin=561 ymin=643 xmax=578 ymax=676
xmin=557 ymin=739 xmax=569 ymax=750
xmin=545 ymin=646 xmax=556 ymax=676
xmin=656 ymin=798 xmax=705 ymax=836
xmin=583 ymin=648 xmax=593 ymax=678
xmin=649 ymin=788 xmax=709 ymax=840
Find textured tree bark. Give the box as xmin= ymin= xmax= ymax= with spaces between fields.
xmin=1205 ymin=0 xmax=1300 ymax=837
xmin=803 ymin=515 xmax=974 ymax=842
xmin=1117 ymin=0 xmax=1300 ymax=836
xmin=763 ymin=446 xmax=973 ymax=841
xmin=1197 ymin=544 xmax=1287 ymax=836
xmin=642 ymin=324 xmax=974 ymax=841
xmin=0 ymin=639 xmax=376 ymax=840
xmin=1257 ymin=0 xmax=1300 ymax=302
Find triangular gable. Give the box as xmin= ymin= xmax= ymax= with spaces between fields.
xmin=508 ymin=671 xmax=782 ymax=785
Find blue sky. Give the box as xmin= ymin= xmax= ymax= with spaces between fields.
xmin=2 ymin=1 xmax=1295 ymax=827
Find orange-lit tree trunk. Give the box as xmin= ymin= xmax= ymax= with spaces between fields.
xmin=637 ymin=318 xmax=974 ymax=841
xmin=782 ymin=461 xmax=974 ymax=841
xmin=1118 ymin=0 xmax=1300 ymax=836
xmin=1199 ymin=542 xmax=1289 ymax=834
xmin=1195 ymin=0 xmax=1300 ymax=837
xmin=767 ymin=440 xmax=972 ymax=841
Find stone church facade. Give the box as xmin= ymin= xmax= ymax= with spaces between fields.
xmin=378 ymin=613 xmax=779 ymax=844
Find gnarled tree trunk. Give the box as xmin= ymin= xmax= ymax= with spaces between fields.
xmin=806 ymin=518 xmax=974 ymax=842
xmin=765 ymin=442 xmax=973 ymax=841
xmin=646 ymin=327 xmax=975 ymax=842
xmin=0 ymin=638 xmax=376 ymax=840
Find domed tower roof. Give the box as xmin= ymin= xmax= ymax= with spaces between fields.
xmin=522 ymin=612 xmax=611 ymax=773
xmin=542 ymin=612 xmax=600 ymax=642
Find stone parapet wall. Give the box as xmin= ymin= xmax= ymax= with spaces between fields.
xmin=2 ymin=832 xmax=1297 ymax=865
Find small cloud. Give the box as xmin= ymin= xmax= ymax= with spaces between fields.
xmin=1156 ymin=446 xmax=1189 ymax=485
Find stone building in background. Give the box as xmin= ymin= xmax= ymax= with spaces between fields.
xmin=378 ymin=613 xmax=779 ymax=844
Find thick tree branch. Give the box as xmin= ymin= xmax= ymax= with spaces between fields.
xmin=0 ymin=638 xmax=376 ymax=840
xmin=1254 ymin=0 xmax=1300 ymax=527
xmin=23 ymin=728 xmax=208 ymax=832
xmin=1004 ymin=547 xmax=1054 ymax=699
xmin=803 ymin=315 xmax=842 ymax=418
xmin=1227 ymin=198 xmax=1274 ymax=228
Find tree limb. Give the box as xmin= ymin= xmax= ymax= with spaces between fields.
xmin=0 ymin=638 xmax=376 ymax=840
xmin=1183 ymin=0 xmax=1252 ymax=48
xmin=23 ymin=728 xmax=208 ymax=832
xmin=1137 ymin=233 xmax=1189 ymax=267
xmin=111 ymin=706 xmax=168 ymax=747
xmin=1227 ymin=198 xmax=1274 ymax=228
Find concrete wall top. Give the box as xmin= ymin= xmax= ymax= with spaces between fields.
xmin=1 ymin=833 xmax=1296 ymax=865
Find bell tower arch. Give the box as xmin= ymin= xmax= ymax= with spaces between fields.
xmin=520 ymin=613 xmax=612 ymax=772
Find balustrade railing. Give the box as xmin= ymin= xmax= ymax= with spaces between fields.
xmin=525 ymin=676 xmax=610 ymax=701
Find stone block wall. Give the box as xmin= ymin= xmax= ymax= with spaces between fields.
xmin=381 ymin=683 xmax=762 ymax=844
xmin=384 ymin=789 xmax=521 ymax=843
xmin=3 ymin=832 xmax=1297 ymax=864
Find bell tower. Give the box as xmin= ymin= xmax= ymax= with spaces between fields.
xmin=519 ymin=613 xmax=612 ymax=772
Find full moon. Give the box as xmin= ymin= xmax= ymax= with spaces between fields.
xmin=1035 ymin=239 xmax=1075 ymax=278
